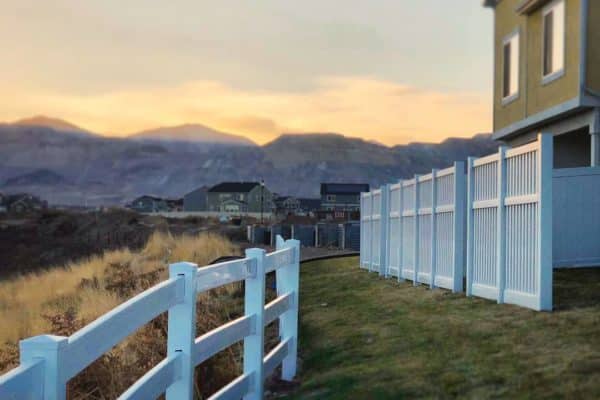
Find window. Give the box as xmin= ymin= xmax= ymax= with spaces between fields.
xmin=542 ymin=0 xmax=565 ymax=81
xmin=502 ymin=31 xmax=519 ymax=101
xmin=326 ymin=194 xmax=336 ymax=202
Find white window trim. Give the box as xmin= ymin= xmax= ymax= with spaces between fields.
xmin=541 ymin=0 xmax=566 ymax=85
xmin=501 ymin=29 xmax=520 ymax=106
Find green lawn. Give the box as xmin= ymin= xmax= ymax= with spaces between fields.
xmin=284 ymin=257 xmax=600 ymax=399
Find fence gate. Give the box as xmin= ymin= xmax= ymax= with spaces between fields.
xmin=467 ymin=134 xmax=553 ymax=311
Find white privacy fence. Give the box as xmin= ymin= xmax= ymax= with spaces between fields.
xmin=361 ymin=162 xmax=466 ymax=292
xmin=466 ymin=134 xmax=553 ymax=311
xmin=361 ymin=189 xmax=386 ymax=273
xmin=361 ymin=134 xmax=556 ymax=311
xmin=553 ymin=167 xmax=600 ymax=268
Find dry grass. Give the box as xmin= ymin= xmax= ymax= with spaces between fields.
xmin=0 ymin=231 xmax=241 ymax=399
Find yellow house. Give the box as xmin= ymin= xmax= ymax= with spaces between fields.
xmin=484 ymin=0 xmax=600 ymax=167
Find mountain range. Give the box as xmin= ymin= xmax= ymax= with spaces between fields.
xmin=0 ymin=116 xmax=498 ymax=206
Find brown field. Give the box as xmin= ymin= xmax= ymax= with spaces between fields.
xmin=0 ymin=231 xmax=246 ymax=399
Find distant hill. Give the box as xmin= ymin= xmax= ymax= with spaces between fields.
xmin=3 ymin=169 xmax=67 ymax=186
xmin=11 ymin=115 xmax=91 ymax=135
xmin=0 ymin=121 xmax=498 ymax=206
xmin=129 ymin=124 xmax=256 ymax=146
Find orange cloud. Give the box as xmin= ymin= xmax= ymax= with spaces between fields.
xmin=0 ymin=77 xmax=491 ymax=146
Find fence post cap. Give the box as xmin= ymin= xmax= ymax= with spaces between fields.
xmin=245 ymin=247 xmax=266 ymax=257
xmin=169 ymin=261 xmax=198 ymax=277
xmin=286 ymin=238 xmax=300 ymax=246
xmin=276 ymin=234 xmax=285 ymax=248
xmin=20 ymin=335 xmax=68 ymax=351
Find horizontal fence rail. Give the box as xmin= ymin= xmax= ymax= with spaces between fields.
xmin=0 ymin=236 xmax=301 ymax=400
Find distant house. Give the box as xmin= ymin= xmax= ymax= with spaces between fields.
xmin=207 ymin=182 xmax=274 ymax=213
xmin=166 ymin=198 xmax=183 ymax=212
xmin=183 ymin=186 xmax=208 ymax=211
xmin=128 ymin=195 xmax=169 ymax=213
xmin=274 ymin=196 xmax=300 ymax=215
xmin=298 ymin=198 xmax=321 ymax=215
xmin=275 ymin=196 xmax=321 ymax=217
xmin=320 ymin=183 xmax=370 ymax=211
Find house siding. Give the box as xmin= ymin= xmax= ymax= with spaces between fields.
xmin=525 ymin=0 xmax=581 ymax=115
xmin=206 ymin=186 xmax=273 ymax=213
xmin=587 ymin=0 xmax=600 ymax=94
xmin=183 ymin=188 xmax=207 ymax=211
xmin=494 ymin=0 xmax=582 ymax=133
xmin=494 ymin=0 xmax=528 ymax=131
xmin=321 ymin=193 xmax=361 ymax=211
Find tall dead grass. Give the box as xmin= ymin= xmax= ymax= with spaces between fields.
xmin=0 ymin=231 xmax=241 ymax=399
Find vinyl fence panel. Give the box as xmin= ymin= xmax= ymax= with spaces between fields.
xmin=371 ymin=188 xmax=383 ymax=274
xmin=363 ymin=164 xmax=465 ymax=292
xmin=360 ymin=192 xmax=373 ymax=270
xmin=386 ymin=183 xmax=402 ymax=279
xmin=400 ymin=178 xmax=417 ymax=281
xmin=553 ymin=167 xmax=600 ymax=268
xmin=467 ymin=134 xmax=553 ymax=311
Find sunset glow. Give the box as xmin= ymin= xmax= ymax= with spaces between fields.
xmin=0 ymin=0 xmax=493 ymax=145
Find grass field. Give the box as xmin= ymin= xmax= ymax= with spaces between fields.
xmin=285 ymin=257 xmax=600 ymax=399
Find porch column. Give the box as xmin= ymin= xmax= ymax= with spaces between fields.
xmin=591 ymin=108 xmax=600 ymax=167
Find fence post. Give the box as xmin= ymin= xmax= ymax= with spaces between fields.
xmin=453 ymin=162 xmax=466 ymax=293
xmin=430 ymin=170 xmax=438 ymax=289
xmin=19 ymin=335 xmax=68 ymax=400
xmin=496 ymin=146 xmax=508 ymax=304
xmin=397 ymin=180 xmax=405 ymax=283
xmin=243 ymin=248 xmax=266 ymax=399
xmin=166 ymin=262 xmax=198 ymax=400
xmin=537 ymin=133 xmax=553 ymax=311
xmin=276 ymin=238 xmax=300 ymax=380
xmin=413 ymin=175 xmax=420 ymax=286
xmin=380 ymin=185 xmax=390 ymax=277
xmin=466 ymin=157 xmax=476 ymax=297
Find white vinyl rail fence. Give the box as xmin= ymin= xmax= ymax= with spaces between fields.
xmin=361 ymin=162 xmax=467 ymax=292
xmin=0 ymin=236 xmax=300 ymax=400
xmin=466 ymin=133 xmax=553 ymax=311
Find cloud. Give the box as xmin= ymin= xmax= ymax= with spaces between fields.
xmin=0 ymin=76 xmax=491 ymax=146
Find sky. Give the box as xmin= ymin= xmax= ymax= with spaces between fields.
xmin=0 ymin=0 xmax=494 ymax=145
